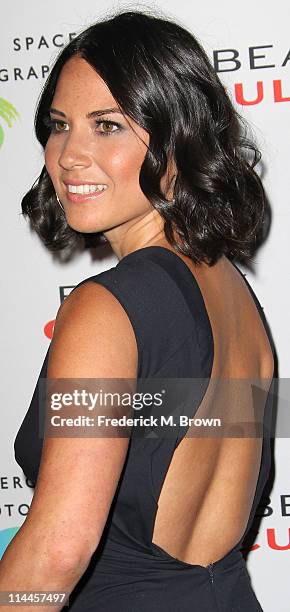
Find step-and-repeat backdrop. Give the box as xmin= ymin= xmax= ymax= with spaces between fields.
xmin=1 ymin=1 xmax=289 ymax=609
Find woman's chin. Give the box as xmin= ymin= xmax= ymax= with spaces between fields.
xmin=65 ymin=217 xmax=104 ymax=234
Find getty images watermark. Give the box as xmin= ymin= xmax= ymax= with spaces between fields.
xmin=36 ymin=376 xmax=285 ymax=439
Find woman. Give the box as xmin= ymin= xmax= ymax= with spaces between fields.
xmin=0 ymin=9 xmax=275 ymax=611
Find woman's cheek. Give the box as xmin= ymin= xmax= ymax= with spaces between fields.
xmin=111 ymin=146 xmax=145 ymax=183
xmin=44 ymin=149 xmax=58 ymax=191
xmin=44 ymin=142 xmax=54 ymax=175
xmin=106 ymin=151 xmax=131 ymax=183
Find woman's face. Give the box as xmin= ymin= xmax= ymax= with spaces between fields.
xmin=44 ymin=56 xmax=153 ymax=241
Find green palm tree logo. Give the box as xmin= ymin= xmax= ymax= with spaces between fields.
xmin=0 ymin=97 xmax=20 ymax=148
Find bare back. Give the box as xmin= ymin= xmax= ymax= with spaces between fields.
xmin=151 ymin=251 xmax=274 ymax=567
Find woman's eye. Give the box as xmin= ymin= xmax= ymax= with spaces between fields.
xmin=53 ymin=121 xmax=69 ymax=132
xmin=95 ymin=120 xmax=121 ymax=135
xmin=42 ymin=116 xmax=122 ymax=135
xmin=43 ymin=117 xmax=69 ymax=133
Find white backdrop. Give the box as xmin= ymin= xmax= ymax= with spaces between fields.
xmin=1 ymin=1 xmax=289 ymax=609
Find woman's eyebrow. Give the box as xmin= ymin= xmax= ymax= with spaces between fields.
xmin=49 ymin=107 xmax=122 ymax=118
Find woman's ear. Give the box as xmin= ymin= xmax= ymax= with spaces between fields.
xmin=167 ymin=172 xmax=177 ymax=202
xmin=161 ymin=157 xmax=177 ymax=202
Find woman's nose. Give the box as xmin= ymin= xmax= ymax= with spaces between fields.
xmin=58 ymin=132 xmax=92 ymax=170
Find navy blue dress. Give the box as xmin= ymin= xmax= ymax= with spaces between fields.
xmin=14 ymin=246 xmax=274 ymax=611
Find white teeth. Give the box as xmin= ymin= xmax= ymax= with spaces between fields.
xmin=67 ymin=184 xmax=107 ymax=194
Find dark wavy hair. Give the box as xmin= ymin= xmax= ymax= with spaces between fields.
xmin=22 ymin=9 xmax=267 ymax=265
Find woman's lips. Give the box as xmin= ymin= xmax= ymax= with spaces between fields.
xmin=64 ymin=186 xmax=107 ymax=203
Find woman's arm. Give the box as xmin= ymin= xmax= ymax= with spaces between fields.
xmin=0 ymin=281 xmax=138 ymax=610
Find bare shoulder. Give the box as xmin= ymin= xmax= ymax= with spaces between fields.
xmin=48 ymin=280 xmax=138 ymax=379
xmin=23 ymin=279 xmax=139 ymax=568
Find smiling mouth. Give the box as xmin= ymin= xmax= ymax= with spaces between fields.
xmin=66 ymin=184 xmax=108 ymax=194
xmin=64 ymin=183 xmax=108 ymax=203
